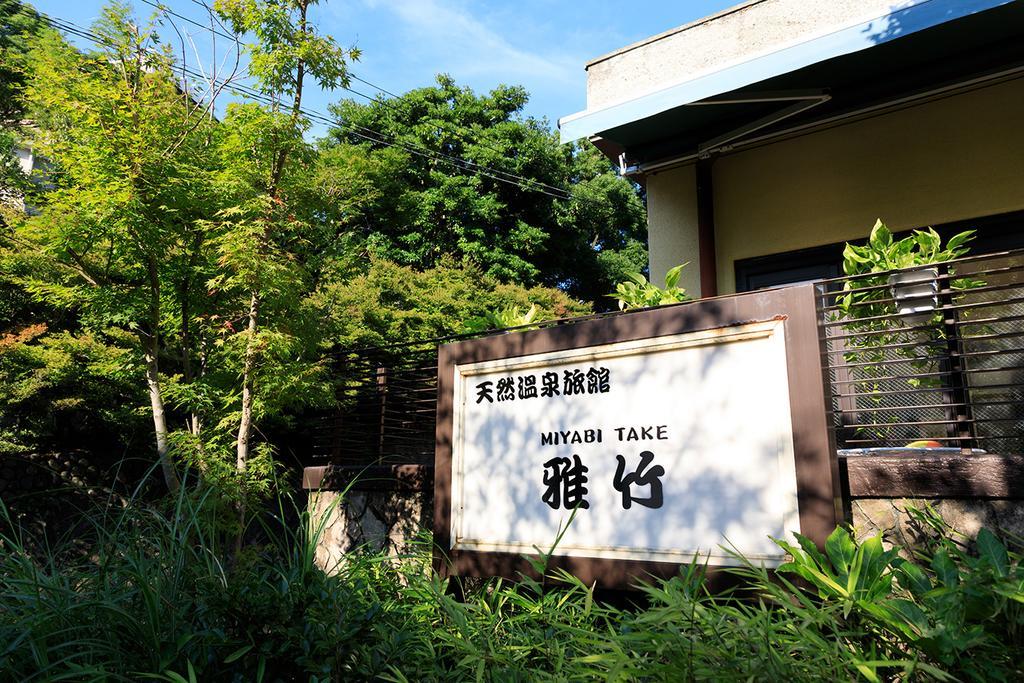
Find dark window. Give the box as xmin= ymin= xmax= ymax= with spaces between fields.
xmin=735 ymin=243 xmax=841 ymax=292
xmin=734 ymin=210 xmax=1024 ymax=293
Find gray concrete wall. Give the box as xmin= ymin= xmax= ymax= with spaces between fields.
xmin=585 ymin=0 xmax=902 ymax=111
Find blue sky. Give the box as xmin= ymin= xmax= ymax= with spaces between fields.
xmin=30 ymin=0 xmax=738 ymax=134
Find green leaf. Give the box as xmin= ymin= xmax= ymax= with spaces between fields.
xmin=913 ymin=229 xmax=940 ymax=256
xmin=886 ymin=598 xmax=930 ymax=634
xmin=843 ymin=243 xmax=870 ymax=264
xmin=945 ymin=229 xmax=976 ymax=252
xmin=852 ymin=659 xmax=882 ymax=682
xmin=223 ymin=644 xmax=253 ymax=664
xmin=895 ymin=560 xmax=932 ymax=596
xmin=664 ymin=264 xmax=683 ymax=289
xmin=794 ymin=532 xmax=830 ymax=571
xmin=824 ymin=526 xmax=855 ymax=578
xmin=976 ymin=528 xmax=1008 ymax=576
xmin=931 ymin=550 xmax=959 ymax=588
xmin=869 ymin=219 xmax=891 ymax=250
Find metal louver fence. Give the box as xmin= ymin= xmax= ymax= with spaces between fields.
xmin=817 ymin=249 xmax=1024 ymax=456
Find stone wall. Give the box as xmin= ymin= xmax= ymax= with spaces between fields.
xmin=844 ymin=453 xmax=1024 ymax=549
xmin=304 ymin=465 xmax=432 ymax=573
xmin=1 ymin=451 xmax=124 ymax=527
xmin=851 ymin=498 xmax=1024 ymax=551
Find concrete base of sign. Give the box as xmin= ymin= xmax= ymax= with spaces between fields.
xmin=851 ymin=498 xmax=1024 ymax=552
xmin=305 ymin=466 xmax=432 ymax=574
xmin=307 ymin=486 xmax=1024 ymax=575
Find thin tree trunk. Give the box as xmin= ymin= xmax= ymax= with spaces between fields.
xmin=234 ymin=290 xmax=259 ymax=556
xmin=180 ymin=282 xmax=202 ymax=438
xmin=146 ymin=256 xmax=180 ymax=494
xmin=236 ymin=0 xmax=306 ymax=466
xmin=234 ymin=0 xmax=309 ymax=554
xmin=145 ymin=339 xmax=180 ymax=494
xmin=236 ymin=290 xmax=259 ymax=472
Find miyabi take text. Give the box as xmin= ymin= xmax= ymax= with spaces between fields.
xmin=539 ymin=425 xmax=669 ymax=446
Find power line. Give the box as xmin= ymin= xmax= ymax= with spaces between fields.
xmin=136 ymin=0 xmax=576 ymax=195
xmin=182 ymin=0 xmax=404 ymax=101
xmin=140 ymin=0 xmax=388 ymax=103
xmin=166 ymin=0 xmax=570 ymax=193
xmin=22 ymin=6 xmax=574 ymax=200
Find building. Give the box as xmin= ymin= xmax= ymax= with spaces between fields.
xmin=560 ymin=0 xmax=1024 ymax=297
xmin=2 ymin=136 xmax=44 ymax=217
xmin=307 ymin=0 xmax=1024 ymax=575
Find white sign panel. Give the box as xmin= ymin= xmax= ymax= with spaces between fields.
xmin=449 ymin=320 xmax=801 ymax=567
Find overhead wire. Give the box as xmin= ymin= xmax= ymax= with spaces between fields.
xmin=177 ymin=0 xmax=403 ymax=101
xmin=20 ymin=5 xmax=574 ymax=200
xmin=162 ymin=0 xmax=573 ymax=195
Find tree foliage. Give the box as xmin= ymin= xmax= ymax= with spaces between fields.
xmin=0 ymin=1 xmax=622 ymax=499
xmin=0 ymin=326 xmax=144 ymax=455
xmin=325 ymin=75 xmax=647 ymax=306
xmin=7 ymin=4 xmax=223 ymax=491
xmin=210 ymin=0 xmax=360 ymax=492
xmin=0 ymin=0 xmax=44 ymax=124
xmin=0 ymin=0 xmax=44 ymax=227
xmin=310 ymin=258 xmax=589 ymax=349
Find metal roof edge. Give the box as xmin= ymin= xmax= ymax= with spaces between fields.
xmin=559 ymin=0 xmax=1013 ymax=143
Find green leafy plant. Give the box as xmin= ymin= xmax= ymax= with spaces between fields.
xmin=838 ymin=219 xmax=979 ymax=326
xmin=842 ymin=220 xmax=974 ymax=276
xmin=611 ymin=263 xmax=690 ymax=310
xmin=463 ymin=303 xmax=541 ymax=333
xmin=4 ymin=481 xmax=1024 ymax=681
xmin=773 ymin=508 xmax=1024 ymax=682
xmin=835 ymin=220 xmax=982 ymax=443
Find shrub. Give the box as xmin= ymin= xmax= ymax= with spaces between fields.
xmin=310 ymin=257 xmax=590 ymax=349
xmin=2 ymin=486 xmax=1022 ymax=681
xmin=611 ymin=263 xmax=690 ymax=311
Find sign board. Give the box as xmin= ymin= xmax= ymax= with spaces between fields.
xmin=434 ymin=285 xmax=839 ymax=587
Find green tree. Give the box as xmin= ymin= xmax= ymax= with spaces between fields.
xmin=0 ymin=0 xmax=44 ymax=228
xmin=9 ymin=4 xmax=219 ymax=491
xmin=309 ymin=257 xmax=590 ymax=349
xmin=0 ymin=327 xmax=146 ymax=456
xmin=211 ymin=0 xmax=359 ymax=483
xmin=0 ymin=0 xmax=43 ymax=125
xmin=323 ymin=75 xmax=648 ymax=306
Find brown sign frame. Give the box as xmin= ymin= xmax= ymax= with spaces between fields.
xmin=434 ymin=284 xmax=840 ymax=589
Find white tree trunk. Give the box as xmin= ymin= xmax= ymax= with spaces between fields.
xmin=236 ymin=290 xmax=259 ymax=473
xmin=145 ymin=338 xmax=180 ymax=494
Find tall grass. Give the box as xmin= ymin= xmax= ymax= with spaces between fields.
xmin=2 ymin=477 xmax=1022 ymax=682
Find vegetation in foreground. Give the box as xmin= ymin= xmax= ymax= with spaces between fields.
xmin=1 ymin=483 xmax=1022 ymax=682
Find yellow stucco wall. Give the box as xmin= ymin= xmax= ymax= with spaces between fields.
xmin=645 ymin=78 xmax=1024 ymax=296
xmin=647 ymin=163 xmax=702 ymax=297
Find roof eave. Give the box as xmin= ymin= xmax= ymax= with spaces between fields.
xmin=559 ymin=0 xmax=1013 ymax=144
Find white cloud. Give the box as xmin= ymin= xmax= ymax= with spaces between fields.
xmin=360 ymin=0 xmax=581 ymax=88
